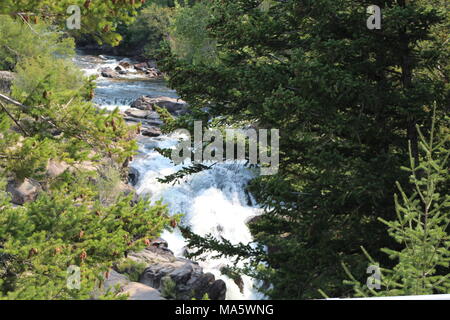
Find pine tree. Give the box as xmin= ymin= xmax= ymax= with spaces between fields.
xmin=0 ymin=12 xmax=179 ymax=300
xmin=0 ymin=0 xmax=145 ymax=45
xmin=344 ymin=112 xmax=450 ymax=297
xmin=158 ymin=0 xmax=450 ymax=298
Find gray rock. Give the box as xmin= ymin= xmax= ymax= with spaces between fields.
xmin=192 ymin=273 xmax=216 ymax=299
xmin=97 ymin=270 xmax=165 ymax=300
xmin=128 ymin=167 xmax=140 ymax=186
xmin=124 ymin=108 xmax=162 ymax=122
xmin=139 ymin=265 xmax=169 ymax=289
xmin=103 ymin=269 xmax=130 ymax=293
xmin=124 ymin=117 xmax=164 ymax=128
xmin=146 ymin=111 xmax=161 ymax=120
xmin=119 ymin=60 xmax=132 ymax=69
xmin=129 ymin=246 xmax=226 ymax=300
xmin=208 ymin=280 xmax=227 ymax=300
xmin=46 ymin=159 xmax=69 ymax=178
xmin=128 ymin=247 xmax=177 ymax=266
xmin=151 ymin=237 xmax=169 ymax=249
xmin=130 ymin=96 xmax=155 ymax=110
xmin=141 ymin=126 xmax=162 ymax=137
xmin=133 ymin=62 xmax=148 ymax=72
xmin=125 ymin=108 xmax=152 ymax=119
xmin=99 ymin=67 xmax=119 ymax=78
xmin=170 ymin=263 xmax=194 ymax=284
xmin=131 ymin=96 xmax=189 ymax=116
xmin=7 ymin=178 xmax=42 ymax=205
xmin=121 ymin=282 xmax=166 ymax=300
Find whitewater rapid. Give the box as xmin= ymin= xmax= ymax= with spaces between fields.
xmin=74 ymin=53 xmax=264 ymax=300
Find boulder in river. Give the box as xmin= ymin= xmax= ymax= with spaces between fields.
xmin=141 ymin=126 xmax=162 ymax=137
xmin=145 ymin=68 xmax=162 ymax=78
xmin=99 ymin=67 xmax=119 ymax=78
xmin=123 ymin=117 xmax=164 ymax=128
xmin=119 ymin=60 xmax=132 ymax=69
xmin=114 ymin=65 xmax=127 ymax=75
xmin=130 ymin=96 xmax=154 ymax=110
xmin=131 ymin=95 xmax=189 ymax=116
xmin=128 ymin=167 xmax=140 ymax=186
xmin=207 ymin=279 xmax=227 ymax=300
xmin=133 ymin=62 xmax=148 ymax=72
xmin=133 ymin=62 xmax=162 ymax=78
xmin=127 ymin=246 xmax=226 ymax=300
xmin=124 ymin=108 xmax=154 ymax=119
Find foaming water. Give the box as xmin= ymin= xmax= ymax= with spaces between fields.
xmin=132 ymin=135 xmax=265 ymax=299
xmin=93 ymin=79 xmax=178 ymax=111
xmin=73 ymin=53 xmax=177 ymax=111
xmin=74 ymin=53 xmax=265 ymax=300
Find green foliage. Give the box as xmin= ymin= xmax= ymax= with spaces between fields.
xmin=159 ymin=0 xmax=450 ymax=299
xmin=0 ymin=12 xmax=175 ymax=300
xmin=11 ymin=55 xmax=87 ymax=105
xmin=118 ymin=3 xmax=173 ymax=59
xmin=156 ymin=164 xmax=212 ymax=185
xmin=97 ymin=164 xmax=126 ymax=206
xmin=0 ymin=16 xmax=139 ymax=180
xmin=160 ymin=275 xmax=177 ymax=299
xmin=192 ymin=293 xmax=210 ymax=300
xmin=114 ymin=259 xmax=147 ymax=282
xmin=154 ymin=105 xmax=177 ymax=133
xmin=168 ymin=0 xmax=217 ymax=65
xmin=0 ymin=172 xmax=174 ymax=299
xmin=0 ymin=0 xmax=145 ymax=46
xmin=344 ymin=114 xmax=450 ymax=297
xmin=0 ymin=15 xmax=74 ymax=71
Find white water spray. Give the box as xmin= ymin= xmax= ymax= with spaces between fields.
xmin=75 ymin=53 xmax=265 ymax=300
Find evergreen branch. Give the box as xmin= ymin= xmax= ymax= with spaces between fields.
xmin=0 ymin=101 xmax=29 ymax=136
xmin=156 ymin=163 xmax=215 ymax=185
xmin=17 ymin=13 xmax=40 ymax=37
xmin=0 ymin=93 xmax=31 ymax=111
xmin=179 ymin=226 xmax=265 ymax=264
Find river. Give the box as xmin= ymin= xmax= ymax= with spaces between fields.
xmin=74 ymin=52 xmax=264 ymax=300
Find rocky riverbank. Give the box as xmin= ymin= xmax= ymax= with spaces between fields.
xmin=122 ymin=95 xmax=189 ymax=138
xmin=98 ymin=59 xmax=162 ymax=80
xmin=103 ymin=243 xmax=226 ymax=300
xmin=0 ymin=66 xmax=226 ymax=301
